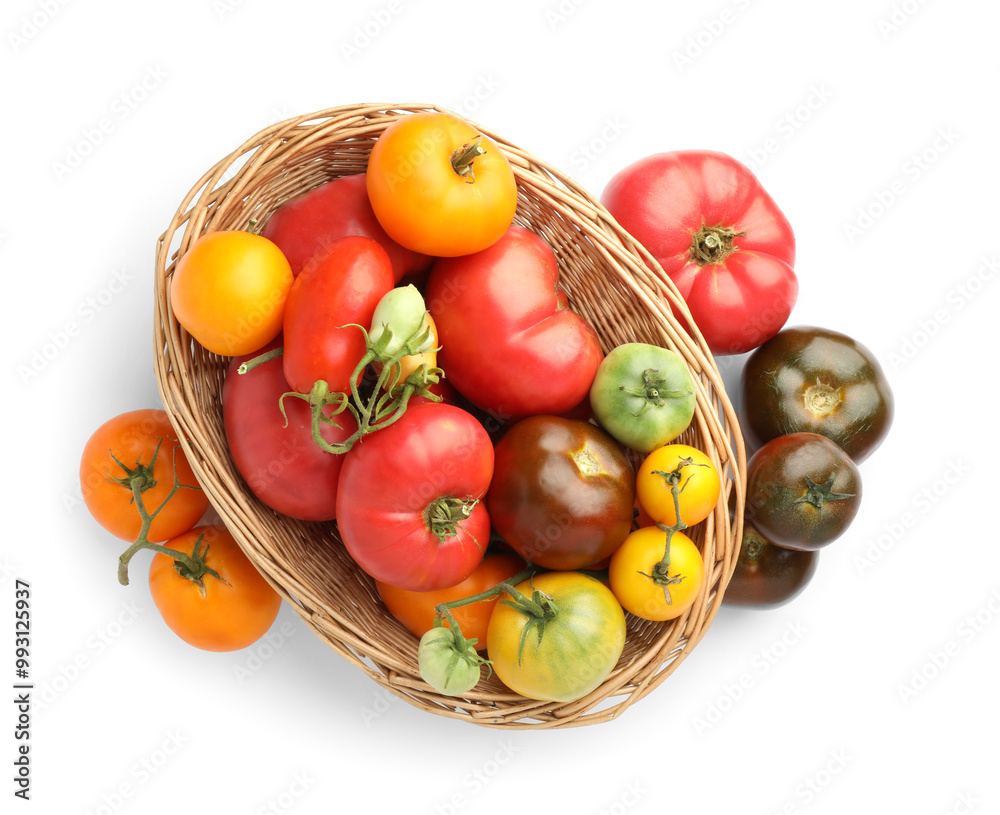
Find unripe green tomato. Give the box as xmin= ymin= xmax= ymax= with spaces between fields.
xmin=417 ymin=627 xmax=483 ymax=696
xmin=589 ymin=343 xmax=696 ymax=452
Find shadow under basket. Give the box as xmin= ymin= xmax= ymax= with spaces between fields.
xmin=152 ymin=103 xmax=746 ymax=729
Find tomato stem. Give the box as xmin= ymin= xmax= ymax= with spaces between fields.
xmin=619 ymin=367 xmax=693 ymax=417
xmin=115 ymin=444 xmax=209 ymax=587
xmin=237 ymin=345 xmax=283 ymax=375
xmin=450 ymin=136 xmax=486 ymax=184
xmin=644 ymin=459 xmax=699 ymax=606
xmin=690 ymin=223 xmax=746 ymax=266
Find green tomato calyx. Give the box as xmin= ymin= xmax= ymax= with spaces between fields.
xmin=450 ymin=136 xmax=486 ymax=184
xmin=424 ymin=496 xmax=483 ymax=546
xmin=794 ymin=474 xmax=855 ymax=511
xmin=619 ymin=367 xmax=692 ymax=417
xmin=690 ymin=223 xmax=746 ymax=266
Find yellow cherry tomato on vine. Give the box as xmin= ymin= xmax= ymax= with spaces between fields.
xmin=366 ymin=112 xmax=518 ymax=257
xmin=609 ymin=526 xmax=704 ymax=621
xmin=635 ymin=444 xmax=721 ymax=528
xmin=171 ymin=230 xmax=293 ymax=356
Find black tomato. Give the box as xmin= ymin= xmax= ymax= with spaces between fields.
xmin=740 ymin=326 xmax=893 ymax=463
xmin=724 ymin=524 xmax=819 ymax=608
xmin=486 ymin=415 xmax=635 ymax=571
xmin=745 ymin=432 xmax=862 ymax=552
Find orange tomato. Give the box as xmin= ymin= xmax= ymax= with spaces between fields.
xmin=366 ymin=112 xmax=518 ymax=257
xmin=80 ymin=409 xmax=209 ymax=543
xmin=170 ymin=230 xmax=293 ymax=356
xmin=376 ymin=552 xmax=524 ymax=650
xmin=148 ymin=525 xmax=282 ymax=652
xmin=636 ymin=444 xmax=721 ymax=528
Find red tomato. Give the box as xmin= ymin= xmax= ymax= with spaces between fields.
xmin=376 ymin=552 xmax=525 ymax=649
xmin=261 ymin=173 xmax=433 ymax=281
xmin=335 ymin=402 xmax=494 ymax=591
xmin=602 ymin=151 xmax=797 ymax=355
xmin=222 ymin=338 xmax=357 ymax=521
xmin=149 ymin=525 xmax=282 ymax=652
xmin=80 ymin=409 xmax=209 ymax=543
xmin=426 ymin=225 xmax=604 ymax=420
xmin=282 ymin=235 xmax=394 ymax=395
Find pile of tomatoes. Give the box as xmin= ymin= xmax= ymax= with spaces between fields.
xmin=79 ymin=108 xmax=893 ymax=705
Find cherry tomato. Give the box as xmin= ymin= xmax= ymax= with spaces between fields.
xmin=80 ymin=409 xmax=209 ymax=543
xmin=366 ymin=112 xmax=517 ymax=257
xmin=635 ymin=444 xmax=721 ymax=528
xmin=486 ymin=571 xmax=626 ymax=702
xmin=148 ymin=525 xmax=282 ymax=652
xmin=376 ymin=552 xmax=524 ymax=649
xmin=609 ymin=526 xmax=704 ymax=621
xmin=486 ymin=416 xmax=635 ymax=571
xmin=170 ymin=230 xmax=293 ymax=356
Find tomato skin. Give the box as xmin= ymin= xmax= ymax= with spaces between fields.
xmin=376 ymin=552 xmax=524 ymax=649
xmin=723 ymin=524 xmax=818 ymax=608
xmin=426 ymin=225 xmax=604 ymax=420
xmin=260 ymin=173 xmax=432 ymax=281
xmin=740 ymin=326 xmax=894 ymax=463
xmin=486 ymin=416 xmax=635 ymax=571
xmin=148 ymin=525 xmax=282 ymax=652
xmin=335 ymin=402 xmax=494 ymax=591
xmin=366 ymin=112 xmax=517 ymax=257
xmin=745 ymin=432 xmax=862 ymax=552
xmin=589 ymin=343 xmax=696 ymax=452
xmin=486 ymin=571 xmax=626 ymax=702
xmin=635 ymin=444 xmax=721 ymax=528
xmin=281 ymin=235 xmax=394 ymax=395
xmin=170 ymin=230 xmax=293 ymax=356
xmin=601 ymin=151 xmax=797 ymax=355
xmin=609 ymin=527 xmax=704 ymax=621
xmin=80 ymin=409 xmax=209 ymax=543
xmin=222 ymin=338 xmax=357 ymax=521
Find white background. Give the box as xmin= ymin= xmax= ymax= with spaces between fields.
xmin=3 ymin=0 xmax=998 ymax=812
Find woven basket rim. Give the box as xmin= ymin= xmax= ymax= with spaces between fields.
xmin=152 ymin=102 xmax=746 ymax=729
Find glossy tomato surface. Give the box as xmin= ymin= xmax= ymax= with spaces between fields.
xmin=486 ymin=415 xmax=634 ymax=570
xmin=745 ymin=432 xmax=862 ymax=552
xmin=335 ymin=402 xmax=494 ymax=591
xmin=427 ymin=225 xmax=603 ymax=420
xmin=740 ymin=326 xmax=894 ymax=463
xmin=602 ymin=150 xmax=797 ymax=355
xmin=723 ymin=524 xmax=819 ymax=608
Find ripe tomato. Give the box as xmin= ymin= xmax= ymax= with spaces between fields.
xmin=486 ymin=571 xmax=626 ymax=702
xmin=609 ymin=526 xmax=704 ymax=621
xmin=366 ymin=112 xmax=517 ymax=257
xmin=723 ymin=524 xmax=819 ymax=608
xmin=589 ymin=342 xmax=696 ymax=452
xmin=260 ymin=173 xmax=433 ymax=280
xmin=601 ymin=151 xmax=797 ymax=355
xmin=740 ymin=326 xmax=894 ymax=463
xmin=80 ymin=409 xmax=209 ymax=543
xmin=222 ymin=338 xmax=357 ymax=521
xmin=635 ymin=444 xmax=721 ymax=528
xmin=745 ymin=432 xmax=862 ymax=552
xmin=335 ymin=401 xmax=494 ymax=591
xmin=486 ymin=416 xmax=635 ymax=571
xmin=282 ymin=235 xmax=394 ymax=395
xmin=170 ymin=230 xmax=293 ymax=356
xmin=148 ymin=525 xmax=282 ymax=652
xmin=426 ymin=225 xmax=604 ymax=420
xmin=376 ymin=552 xmax=524 ymax=649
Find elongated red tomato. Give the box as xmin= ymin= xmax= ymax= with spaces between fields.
xmin=261 ymin=173 xmax=433 ymax=281
xmin=335 ymin=402 xmax=494 ymax=592
xmin=602 ymin=151 xmax=797 ymax=355
xmin=223 ymin=338 xmax=357 ymax=521
xmin=282 ymin=236 xmax=394 ymax=395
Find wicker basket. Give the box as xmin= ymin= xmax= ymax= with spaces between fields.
xmin=152 ymin=103 xmax=746 ymax=729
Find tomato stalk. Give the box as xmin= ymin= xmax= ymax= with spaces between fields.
xmin=424 ymin=496 xmax=482 ymax=547
xmin=619 ymin=367 xmax=694 ymax=417
xmin=449 ymin=136 xmax=486 ymax=183
xmin=114 ymin=442 xmax=220 ymax=588
xmin=794 ymin=474 xmax=856 ymax=510
xmin=643 ymin=458 xmax=704 ymax=605
xmin=690 ymin=223 xmax=746 ymax=266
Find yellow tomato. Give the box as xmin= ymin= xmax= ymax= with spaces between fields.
xmin=609 ymin=526 xmax=704 ymax=621
xmin=170 ymin=230 xmax=293 ymax=356
xmin=636 ymin=444 xmax=721 ymax=527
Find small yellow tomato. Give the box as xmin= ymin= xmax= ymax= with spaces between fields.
xmin=636 ymin=444 xmax=721 ymax=527
xmin=609 ymin=526 xmax=704 ymax=621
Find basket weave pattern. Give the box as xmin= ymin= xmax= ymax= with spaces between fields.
xmin=153 ymin=103 xmax=746 ymax=728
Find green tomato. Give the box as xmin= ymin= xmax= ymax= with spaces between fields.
xmin=589 ymin=343 xmax=696 ymax=452
xmin=417 ymin=626 xmax=484 ymax=696
xmin=486 ymin=572 xmax=626 ymax=703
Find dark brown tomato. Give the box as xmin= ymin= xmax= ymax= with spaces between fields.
xmin=740 ymin=326 xmax=893 ymax=462
xmin=745 ymin=432 xmax=862 ymax=552
xmin=724 ymin=524 xmax=819 ymax=608
xmin=486 ymin=416 xmax=635 ymax=570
